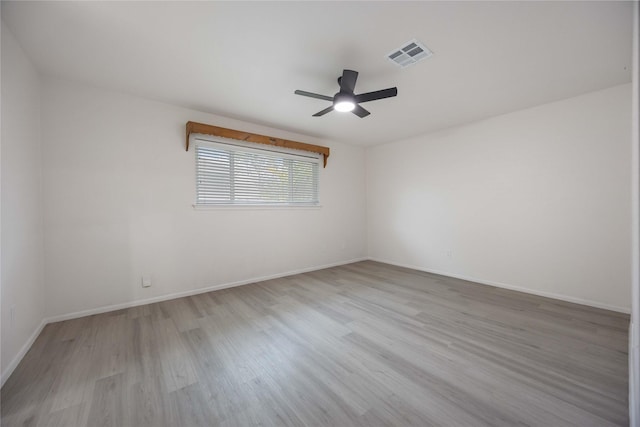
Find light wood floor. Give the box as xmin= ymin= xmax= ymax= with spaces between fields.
xmin=1 ymin=261 xmax=630 ymax=426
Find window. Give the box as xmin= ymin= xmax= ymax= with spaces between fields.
xmin=195 ymin=138 xmax=320 ymax=206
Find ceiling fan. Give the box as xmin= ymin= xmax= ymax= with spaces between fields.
xmin=294 ymin=69 xmax=397 ymax=118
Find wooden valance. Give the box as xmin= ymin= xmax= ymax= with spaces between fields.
xmin=186 ymin=121 xmax=330 ymax=167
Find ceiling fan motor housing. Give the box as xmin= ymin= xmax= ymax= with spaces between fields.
xmin=334 ymin=91 xmax=355 ymax=104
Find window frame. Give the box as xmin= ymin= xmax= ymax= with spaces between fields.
xmin=193 ymin=136 xmax=321 ymax=209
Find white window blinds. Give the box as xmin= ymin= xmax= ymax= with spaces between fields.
xmin=195 ymin=139 xmax=320 ymax=206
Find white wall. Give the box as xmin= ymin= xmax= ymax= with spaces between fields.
xmin=367 ymin=84 xmax=632 ymax=312
xmin=41 ymin=78 xmax=367 ymax=319
xmin=1 ymin=25 xmax=45 ymax=382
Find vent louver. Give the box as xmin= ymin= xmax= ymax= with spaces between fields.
xmin=387 ymin=39 xmax=433 ymax=68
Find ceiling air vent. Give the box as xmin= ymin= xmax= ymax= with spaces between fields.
xmin=387 ymin=39 xmax=433 ymax=68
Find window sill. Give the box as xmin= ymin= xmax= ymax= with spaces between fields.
xmin=193 ymin=204 xmax=322 ymax=211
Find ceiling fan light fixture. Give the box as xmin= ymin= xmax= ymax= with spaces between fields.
xmin=334 ymin=92 xmax=355 ymax=112
xmin=334 ymin=100 xmax=355 ymax=112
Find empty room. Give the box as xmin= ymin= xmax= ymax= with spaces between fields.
xmin=2 ymin=1 xmax=639 ymax=426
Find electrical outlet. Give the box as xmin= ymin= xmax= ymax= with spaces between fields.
xmin=142 ymin=276 xmax=152 ymax=288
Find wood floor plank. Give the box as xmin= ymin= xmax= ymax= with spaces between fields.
xmin=87 ymin=373 xmax=127 ymax=427
xmin=1 ymin=261 xmax=630 ymax=426
xmin=127 ymin=377 xmax=169 ymax=427
xmin=153 ymin=317 xmax=199 ymax=393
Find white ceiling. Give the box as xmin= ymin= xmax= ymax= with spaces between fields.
xmin=1 ymin=1 xmax=633 ymax=146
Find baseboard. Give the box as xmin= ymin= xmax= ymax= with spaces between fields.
xmin=45 ymin=257 xmax=368 ymax=324
xmin=368 ymin=257 xmax=631 ymax=314
xmin=1 ymin=318 xmax=47 ymax=387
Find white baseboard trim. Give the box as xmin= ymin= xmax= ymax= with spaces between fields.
xmin=1 ymin=318 xmax=47 ymax=387
xmin=368 ymin=257 xmax=631 ymax=314
xmin=45 ymin=257 xmax=368 ymax=324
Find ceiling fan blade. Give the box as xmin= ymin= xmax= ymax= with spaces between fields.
xmin=339 ymin=69 xmax=359 ymax=94
xmin=354 ymin=87 xmax=398 ymax=103
xmin=294 ymin=90 xmax=334 ymax=102
xmin=352 ymin=104 xmax=370 ymax=118
xmin=312 ymin=105 xmax=334 ymax=117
